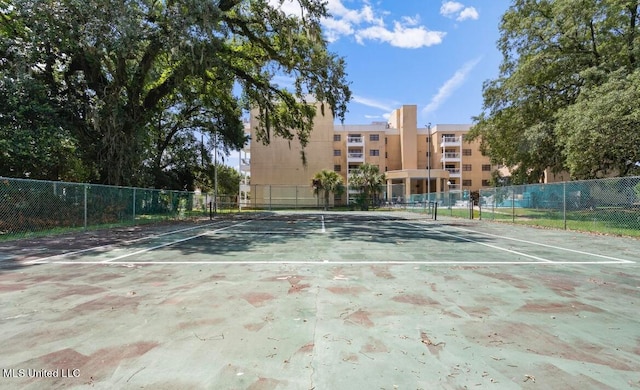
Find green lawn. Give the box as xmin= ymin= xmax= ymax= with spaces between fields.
xmin=478 ymin=207 xmax=640 ymax=238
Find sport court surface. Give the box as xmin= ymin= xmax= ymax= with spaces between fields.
xmin=0 ymin=210 xmax=639 ymax=389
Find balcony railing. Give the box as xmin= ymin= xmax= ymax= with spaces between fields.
xmin=446 ymin=168 xmax=461 ymax=177
xmin=347 ymin=136 xmax=364 ymax=145
xmin=441 ymin=136 xmax=461 ymax=146
xmin=347 ymin=152 xmax=364 ymax=161
xmin=441 ymin=152 xmax=461 ymax=161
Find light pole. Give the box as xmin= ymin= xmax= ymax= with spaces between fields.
xmin=213 ymin=130 xmax=218 ymax=216
xmin=426 ymin=123 xmax=431 ymax=202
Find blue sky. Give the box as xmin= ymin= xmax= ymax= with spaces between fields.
xmin=318 ymin=0 xmax=511 ymax=125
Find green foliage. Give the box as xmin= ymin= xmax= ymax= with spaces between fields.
xmin=469 ymin=0 xmax=640 ymax=182
xmin=312 ymin=169 xmax=344 ymax=210
xmin=349 ymin=163 xmax=385 ymax=210
xmin=198 ymin=164 xmax=242 ymax=196
xmin=1 ymin=0 xmax=351 ymax=187
xmin=555 ymin=68 xmax=640 ymax=178
xmin=0 ymin=74 xmax=91 ymax=181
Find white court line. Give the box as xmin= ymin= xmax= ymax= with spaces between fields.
xmin=404 ymin=222 xmax=555 ymax=263
xmin=446 ymin=225 xmax=635 ymax=264
xmin=30 ymin=260 xmax=632 ymax=265
xmin=98 ymin=220 xmax=253 ymax=263
xmin=24 ymin=221 xmax=226 ymax=265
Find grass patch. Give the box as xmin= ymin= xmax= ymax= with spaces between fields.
xmin=479 ymin=207 xmax=640 ymax=238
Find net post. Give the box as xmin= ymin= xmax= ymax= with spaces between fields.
xmin=469 ymin=199 xmax=473 ymax=219
xmin=434 ymin=201 xmax=438 ymax=221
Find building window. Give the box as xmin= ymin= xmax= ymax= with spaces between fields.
xmin=334 ymin=165 xmax=341 ymax=172
xmin=385 ymin=137 xmax=387 ymax=145
xmin=482 ymin=164 xmax=491 ymax=171
xmin=463 ymin=179 xmax=472 ymax=187
xmin=482 ymin=180 xmax=491 ymax=187
xmin=463 ymin=164 xmax=472 ymax=172
xmin=385 ymin=152 xmax=388 ymax=158
xmin=369 ymin=134 xmax=380 ymax=141
xmin=333 ymin=134 xmax=341 ymax=142
xmin=385 ymin=166 xmax=388 ymax=171
xmin=370 ymin=149 xmax=380 ymax=156
xmin=463 ymin=149 xmax=472 ymax=156
xmin=333 ymin=149 xmax=341 ymax=156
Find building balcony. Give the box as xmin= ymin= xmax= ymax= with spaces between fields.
xmin=440 ymin=152 xmax=461 ymax=162
xmin=347 ymin=152 xmax=364 ymax=162
xmin=240 ymin=184 xmax=251 ymax=193
xmin=446 ymin=168 xmax=461 ymax=178
xmin=441 ymin=136 xmax=461 ymax=147
xmin=239 ymin=158 xmax=250 ymax=172
xmin=347 ymin=136 xmax=364 ymax=146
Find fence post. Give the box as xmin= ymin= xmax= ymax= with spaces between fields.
xmin=563 ymin=182 xmax=567 ymax=230
xmin=512 ymin=187 xmax=515 ymax=223
xmin=493 ymin=187 xmax=496 ymax=220
xmin=269 ymin=185 xmax=272 ymax=211
xmin=83 ymin=184 xmax=88 ymax=229
xmin=132 ymin=188 xmax=136 ymax=222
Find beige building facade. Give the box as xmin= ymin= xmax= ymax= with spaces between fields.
xmin=245 ymin=104 xmax=495 ymax=206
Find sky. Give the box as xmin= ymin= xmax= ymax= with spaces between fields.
xmin=318 ymin=0 xmax=511 ymax=126
xmin=226 ymin=0 xmax=512 ymax=167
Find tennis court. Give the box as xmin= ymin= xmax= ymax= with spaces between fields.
xmin=1 ymin=211 xmax=639 ymax=389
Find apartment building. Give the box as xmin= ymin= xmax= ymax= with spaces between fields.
xmin=244 ymin=104 xmax=494 ymax=206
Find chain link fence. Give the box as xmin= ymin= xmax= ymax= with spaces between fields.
xmin=241 ymin=185 xmax=320 ymax=209
xmin=0 ymin=177 xmax=239 ymax=240
xmin=3 ymin=176 xmax=639 ymax=240
xmin=478 ymin=176 xmax=640 ymax=235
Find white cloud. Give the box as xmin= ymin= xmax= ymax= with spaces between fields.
xmin=401 ymin=15 xmax=421 ymax=26
xmin=352 ymin=95 xmax=396 ymax=112
xmin=323 ymin=17 xmax=354 ymax=43
xmin=327 ymin=1 xmax=382 ymax=25
xmin=269 ymin=0 xmax=304 ymax=17
xmin=359 ymin=22 xmax=443 ymax=50
xmin=440 ymin=1 xmax=479 ymax=21
xmin=457 ymin=7 xmax=479 ymax=21
xmin=422 ymin=58 xmax=481 ymax=116
xmin=356 ymin=22 xmax=445 ymax=49
xmin=321 ymin=0 xmax=445 ymax=49
xmin=440 ymin=1 xmax=464 ymax=17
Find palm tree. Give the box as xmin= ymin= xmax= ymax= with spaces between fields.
xmin=312 ymin=170 xmax=345 ymax=210
xmin=349 ymin=163 xmax=386 ymax=210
